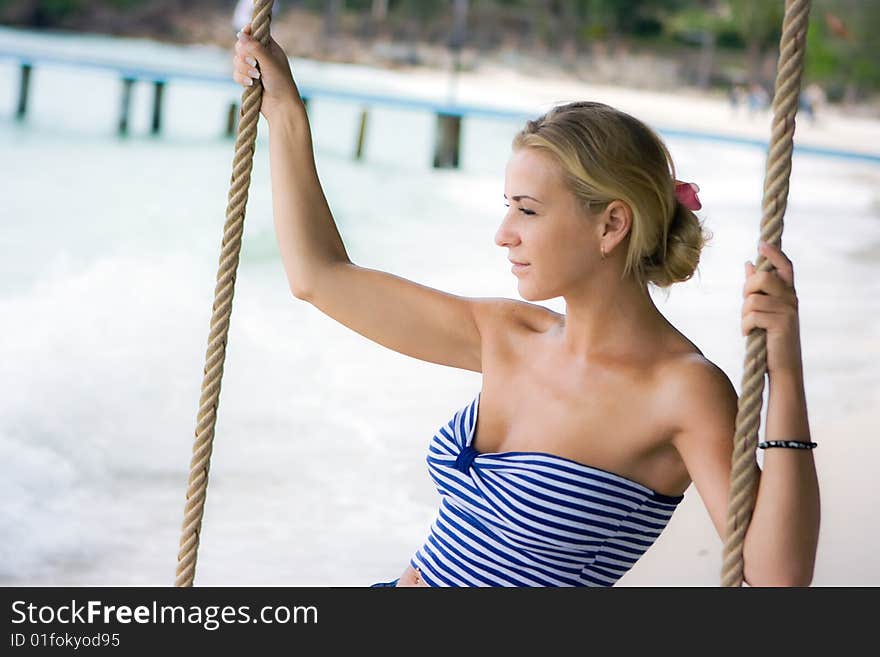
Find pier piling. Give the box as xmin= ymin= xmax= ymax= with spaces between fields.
xmin=16 ymin=63 xmax=32 ymax=121
xmin=151 ymin=80 xmax=165 ymax=135
xmin=433 ymin=112 xmax=461 ymax=169
xmin=118 ymin=77 xmax=135 ymax=136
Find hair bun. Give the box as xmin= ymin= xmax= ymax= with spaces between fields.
xmin=646 ymin=203 xmax=712 ymax=287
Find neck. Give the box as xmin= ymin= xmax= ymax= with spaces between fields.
xmin=557 ymin=272 xmax=666 ymax=363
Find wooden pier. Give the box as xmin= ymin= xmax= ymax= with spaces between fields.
xmin=0 ymin=48 xmax=533 ymax=170
xmin=2 ymin=49 xmax=879 ymax=167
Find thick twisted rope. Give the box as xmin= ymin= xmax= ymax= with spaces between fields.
xmin=175 ymin=0 xmax=276 ymax=588
xmin=721 ymin=0 xmax=811 ymax=587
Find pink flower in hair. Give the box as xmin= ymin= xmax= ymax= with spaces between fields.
xmin=674 ymin=181 xmax=702 ymax=211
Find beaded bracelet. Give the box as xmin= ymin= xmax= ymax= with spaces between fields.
xmin=757 ymin=440 xmax=817 ymax=450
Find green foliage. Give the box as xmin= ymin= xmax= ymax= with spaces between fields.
xmin=805 ymin=17 xmax=839 ymax=81
xmin=726 ymin=0 xmax=783 ymax=48
xmin=576 ymin=0 xmax=686 ymax=35
xmin=632 ymin=16 xmax=663 ymax=38
xmin=3 ymin=0 xmax=877 ymax=97
xmin=666 ymin=0 xmax=781 ymax=50
xmin=715 ymin=29 xmax=743 ymax=49
xmin=802 ymin=0 xmax=880 ymax=98
xmin=35 ymin=0 xmax=83 ymax=21
xmin=398 ymin=0 xmax=446 ymax=21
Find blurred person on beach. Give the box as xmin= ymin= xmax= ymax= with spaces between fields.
xmin=728 ymin=82 xmax=749 ymax=118
xmin=747 ymin=82 xmax=771 ymax=118
xmin=230 ymin=23 xmax=820 ymax=588
xmin=799 ymin=83 xmax=827 ymax=125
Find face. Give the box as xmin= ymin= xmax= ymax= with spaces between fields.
xmin=497 ymin=148 xmax=600 ymax=301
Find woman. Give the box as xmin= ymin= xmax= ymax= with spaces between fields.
xmin=231 ymin=24 xmax=820 ymax=587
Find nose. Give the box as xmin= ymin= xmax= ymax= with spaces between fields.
xmin=494 ymin=210 xmax=520 ymax=249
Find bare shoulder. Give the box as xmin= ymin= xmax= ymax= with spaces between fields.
xmin=472 ymin=297 xmax=561 ymax=337
xmin=657 ymin=352 xmax=739 ymax=434
xmin=656 ymin=351 xmax=758 ymax=543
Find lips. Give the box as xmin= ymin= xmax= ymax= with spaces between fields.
xmin=509 ymin=259 xmax=529 ymax=266
xmin=510 ymin=261 xmax=529 ymax=276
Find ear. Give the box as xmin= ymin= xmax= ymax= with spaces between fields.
xmin=598 ymin=200 xmax=633 ymax=247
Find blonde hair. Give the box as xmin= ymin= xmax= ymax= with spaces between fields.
xmin=511 ymin=101 xmax=712 ymax=289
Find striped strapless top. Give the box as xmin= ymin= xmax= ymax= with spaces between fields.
xmin=410 ymin=392 xmax=685 ymax=586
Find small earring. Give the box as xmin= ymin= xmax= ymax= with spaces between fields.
xmin=600 ymin=245 xmax=606 ymax=260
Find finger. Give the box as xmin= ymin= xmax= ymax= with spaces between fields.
xmin=757 ymin=241 xmax=795 ymax=288
xmin=742 ymin=310 xmax=765 ymax=336
xmin=742 ymin=260 xmax=784 ymax=298
xmin=233 ymin=40 xmax=257 ymax=68
xmin=741 ymin=309 xmax=781 ymax=336
xmin=235 ymin=51 xmax=258 ymax=69
xmin=232 ymin=54 xmax=256 ymax=77
xmin=742 ymin=307 xmax=797 ymax=336
xmin=743 ymin=268 xmax=792 ymax=299
xmin=743 ymin=261 xmax=753 ymax=297
xmin=237 ymin=27 xmax=253 ymax=48
xmin=742 ymin=291 xmax=788 ymax=315
xmin=237 ymin=32 xmax=265 ymax=60
xmin=235 ymin=65 xmax=259 ymax=84
xmin=233 ymin=71 xmax=254 ymax=87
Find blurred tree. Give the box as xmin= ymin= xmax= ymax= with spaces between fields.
xmin=577 ymin=0 xmax=685 ymax=40
xmin=324 ymin=0 xmax=342 ymax=39
xmin=20 ymin=0 xmax=84 ymax=26
xmin=1 ymin=0 xmax=876 ymax=100
xmin=806 ymin=0 xmax=880 ymax=102
xmin=346 ymin=0 xmax=388 ymax=38
xmin=450 ymin=0 xmax=468 ymax=51
xmin=666 ymin=0 xmax=730 ymax=88
xmin=668 ymin=0 xmax=782 ymax=87
xmin=727 ymin=0 xmax=783 ymax=86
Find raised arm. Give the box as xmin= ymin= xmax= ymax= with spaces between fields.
xmin=266 ymin=105 xmax=348 ymax=295
xmin=268 ymin=107 xmax=522 ymax=373
xmin=233 ymin=25 xmax=514 ymax=373
xmin=234 ymin=23 xmax=349 ymax=290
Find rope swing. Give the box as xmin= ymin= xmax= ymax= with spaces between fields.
xmin=174 ymin=0 xmax=811 ymax=588
xmin=175 ymin=0 xmax=277 ymax=589
xmin=722 ymin=0 xmax=811 ymax=587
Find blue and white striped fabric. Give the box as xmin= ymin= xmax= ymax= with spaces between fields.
xmin=410 ymin=392 xmax=685 ymax=587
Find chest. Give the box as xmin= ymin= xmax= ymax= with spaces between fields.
xmin=474 ymin=319 xmax=689 ymax=495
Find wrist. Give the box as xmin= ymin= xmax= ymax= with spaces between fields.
xmin=766 ymin=367 xmax=810 ymax=441
xmin=266 ymin=98 xmax=309 ymax=130
xmin=768 ymin=364 xmax=804 ymax=388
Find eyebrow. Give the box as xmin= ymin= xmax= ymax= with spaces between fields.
xmin=503 ymin=194 xmax=543 ymax=203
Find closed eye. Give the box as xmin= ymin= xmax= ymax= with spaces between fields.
xmin=503 ymin=204 xmax=536 ymax=216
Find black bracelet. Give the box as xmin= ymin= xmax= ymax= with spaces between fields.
xmin=757 ymin=440 xmax=817 ymax=450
